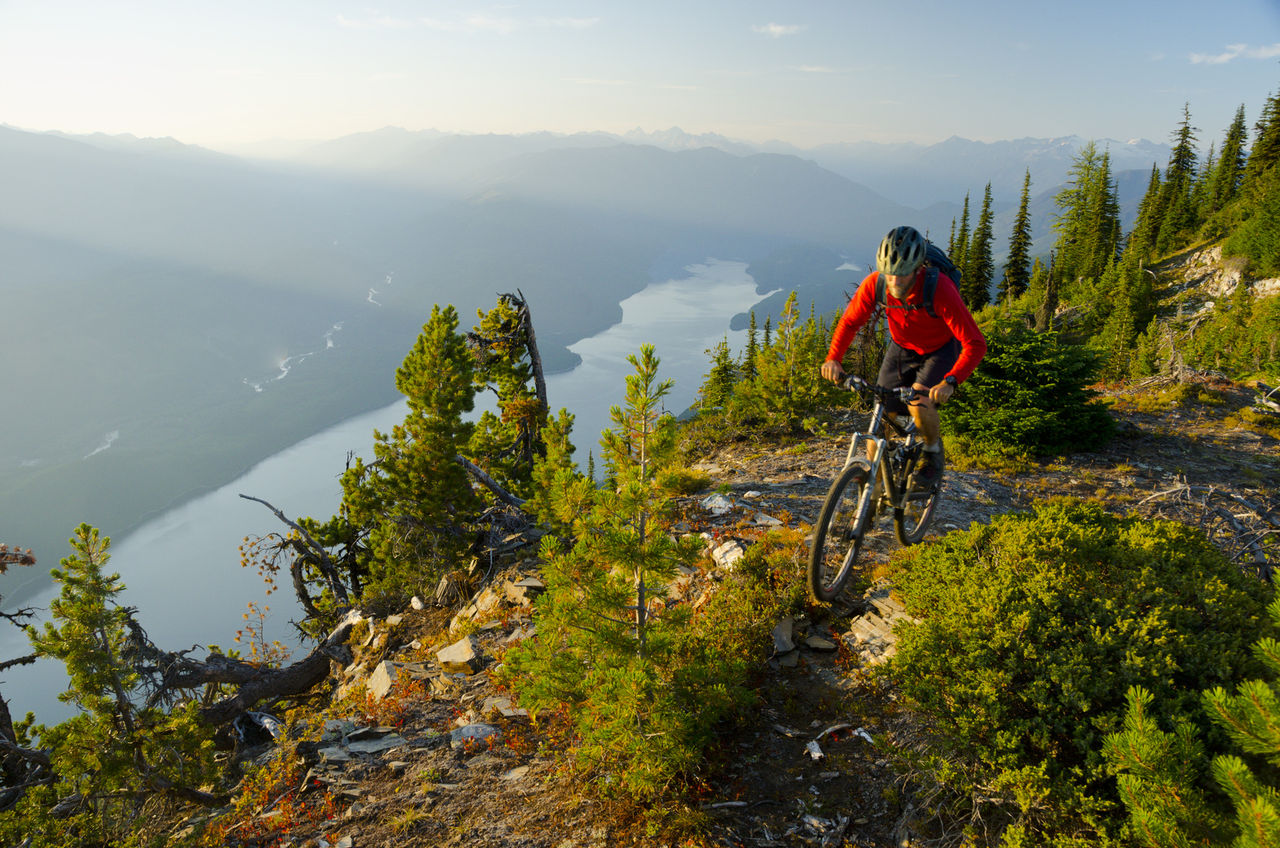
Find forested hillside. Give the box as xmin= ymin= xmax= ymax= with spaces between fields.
xmin=0 ymin=86 xmax=1277 ymax=847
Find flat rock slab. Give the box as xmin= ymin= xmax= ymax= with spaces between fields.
xmin=346 ymin=733 xmax=408 ymax=755
xmin=437 ymin=635 xmax=483 ymax=673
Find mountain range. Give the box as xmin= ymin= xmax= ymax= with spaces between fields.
xmin=0 ymin=124 xmax=1171 ymax=603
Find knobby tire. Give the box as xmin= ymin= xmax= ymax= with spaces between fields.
xmin=809 ymin=459 xmax=874 ymax=603
xmin=894 ymin=449 xmax=942 ymax=546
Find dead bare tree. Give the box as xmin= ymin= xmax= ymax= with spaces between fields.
xmin=1136 ymin=482 xmax=1279 ymax=580
xmin=122 ymin=609 xmax=363 ymax=728
xmin=466 ymin=290 xmax=550 ymax=473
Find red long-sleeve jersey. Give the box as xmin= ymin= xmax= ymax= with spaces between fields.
xmin=826 ymin=270 xmax=987 ymax=384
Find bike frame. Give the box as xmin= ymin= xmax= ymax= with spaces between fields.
xmin=839 ymin=387 xmax=919 ymax=529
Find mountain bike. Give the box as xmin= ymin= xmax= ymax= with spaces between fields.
xmin=808 ymin=376 xmax=943 ymax=603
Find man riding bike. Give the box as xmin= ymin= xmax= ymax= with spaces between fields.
xmin=820 ymin=226 xmax=987 ymax=488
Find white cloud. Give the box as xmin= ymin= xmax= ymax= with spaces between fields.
xmin=753 ymin=23 xmax=805 ymax=38
xmin=337 ymin=14 xmax=416 ymax=30
xmin=536 ymin=17 xmax=601 ymax=30
xmin=793 ymin=65 xmax=838 ymax=74
xmin=416 ymin=13 xmax=599 ymax=34
xmin=417 ymin=14 xmax=518 ymax=34
xmin=1190 ymin=42 xmax=1280 ymax=64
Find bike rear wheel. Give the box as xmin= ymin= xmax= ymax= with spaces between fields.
xmin=894 ymin=453 xmax=942 ymax=546
xmin=809 ymin=459 xmax=874 ymax=603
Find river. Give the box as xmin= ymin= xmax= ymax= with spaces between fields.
xmin=0 ymin=260 xmax=770 ymax=724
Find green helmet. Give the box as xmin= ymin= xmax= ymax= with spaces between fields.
xmin=876 ymin=226 xmax=927 ymax=276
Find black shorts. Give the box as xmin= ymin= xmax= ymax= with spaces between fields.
xmin=877 ymin=338 xmax=961 ymax=414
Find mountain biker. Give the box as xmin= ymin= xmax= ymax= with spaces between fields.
xmin=820 ymin=225 xmax=987 ymax=488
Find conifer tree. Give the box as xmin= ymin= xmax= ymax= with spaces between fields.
xmin=954 ymin=193 xmax=972 ymax=279
xmin=699 ymin=336 xmax=738 ymax=409
xmin=1224 ymin=164 xmax=1280 ymax=277
xmin=1035 ymin=253 xmax=1060 ymax=332
xmin=1200 ymin=599 xmax=1280 ymax=848
xmin=1093 ymin=259 xmax=1136 ymax=381
xmin=1191 ymin=141 xmax=1216 ymax=221
xmin=598 ymin=345 xmax=685 ymax=657
xmin=1052 ymin=141 xmax=1121 ymax=290
xmin=1155 ymin=105 xmax=1200 ymax=254
xmin=750 ymin=292 xmax=828 ymax=427
xmin=1002 ymin=169 xmax=1034 ymax=303
xmin=963 ymin=183 xmax=995 ymax=309
xmin=505 ymin=346 xmax=712 ymax=796
xmin=742 ymin=311 xmax=759 ymax=381
xmin=1106 ymin=597 xmax=1280 ymax=848
xmin=525 ymin=409 xmax=583 ymax=538
xmin=1130 ymin=321 xmax=1161 ymax=379
xmin=20 ymin=525 xmax=217 ymax=844
xmin=1208 ymin=104 xmax=1249 ymax=215
xmin=340 ymin=304 xmax=479 ymax=605
xmin=1025 ymin=256 xmax=1048 ymax=315
xmin=1103 ymin=687 xmax=1229 ymax=846
xmin=1244 ymin=88 xmax=1280 ymax=188
xmin=1126 ymin=164 xmax=1164 ymax=263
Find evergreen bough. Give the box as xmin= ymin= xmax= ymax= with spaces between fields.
xmin=1106 ymin=595 xmax=1280 ymax=847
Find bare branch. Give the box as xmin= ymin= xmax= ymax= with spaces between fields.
xmin=456 ymin=455 xmax=526 ymax=507
xmin=195 ymin=610 xmax=362 ymax=727
xmin=0 ymin=738 xmax=51 ymax=770
xmin=142 ymin=770 xmax=225 ymax=807
xmin=512 ymin=289 xmax=549 ymax=414
xmin=238 ymin=494 xmax=350 ymax=606
xmin=0 ymin=654 xmax=37 ymax=673
xmin=1135 ymin=483 xmax=1278 ymax=580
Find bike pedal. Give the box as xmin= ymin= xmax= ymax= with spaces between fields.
xmin=906 ymin=482 xmax=940 ymax=500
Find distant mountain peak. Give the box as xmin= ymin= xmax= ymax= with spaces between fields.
xmin=619 ymin=126 xmax=756 ymax=155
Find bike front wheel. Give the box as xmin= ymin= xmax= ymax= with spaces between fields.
xmin=809 ymin=458 xmax=875 ymax=603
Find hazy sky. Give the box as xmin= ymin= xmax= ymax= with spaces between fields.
xmin=2 ymin=0 xmax=1278 ymax=150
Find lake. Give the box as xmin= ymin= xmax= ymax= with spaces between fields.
xmin=0 ymin=260 xmax=769 ymax=723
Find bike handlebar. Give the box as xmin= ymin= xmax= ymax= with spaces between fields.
xmin=839 ymin=375 xmax=922 ymax=403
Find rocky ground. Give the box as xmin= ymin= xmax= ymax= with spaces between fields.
xmin=183 ymin=376 xmax=1278 ymax=848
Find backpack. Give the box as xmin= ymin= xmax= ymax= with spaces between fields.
xmin=874 ymin=242 xmax=961 ymax=319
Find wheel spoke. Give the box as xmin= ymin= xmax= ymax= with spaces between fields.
xmin=809 ymin=460 xmax=874 ymax=602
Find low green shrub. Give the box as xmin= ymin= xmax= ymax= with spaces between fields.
xmin=886 ymin=499 xmax=1273 ymax=846
xmin=656 ymin=466 xmax=713 ymax=495
xmin=946 ymin=319 xmax=1114 ymax=458
xmin=503 ymin=528 xmax=805 ymax=799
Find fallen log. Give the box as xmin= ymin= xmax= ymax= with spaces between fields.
xmin=130 ymin=610 xmax=364 ymax=727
